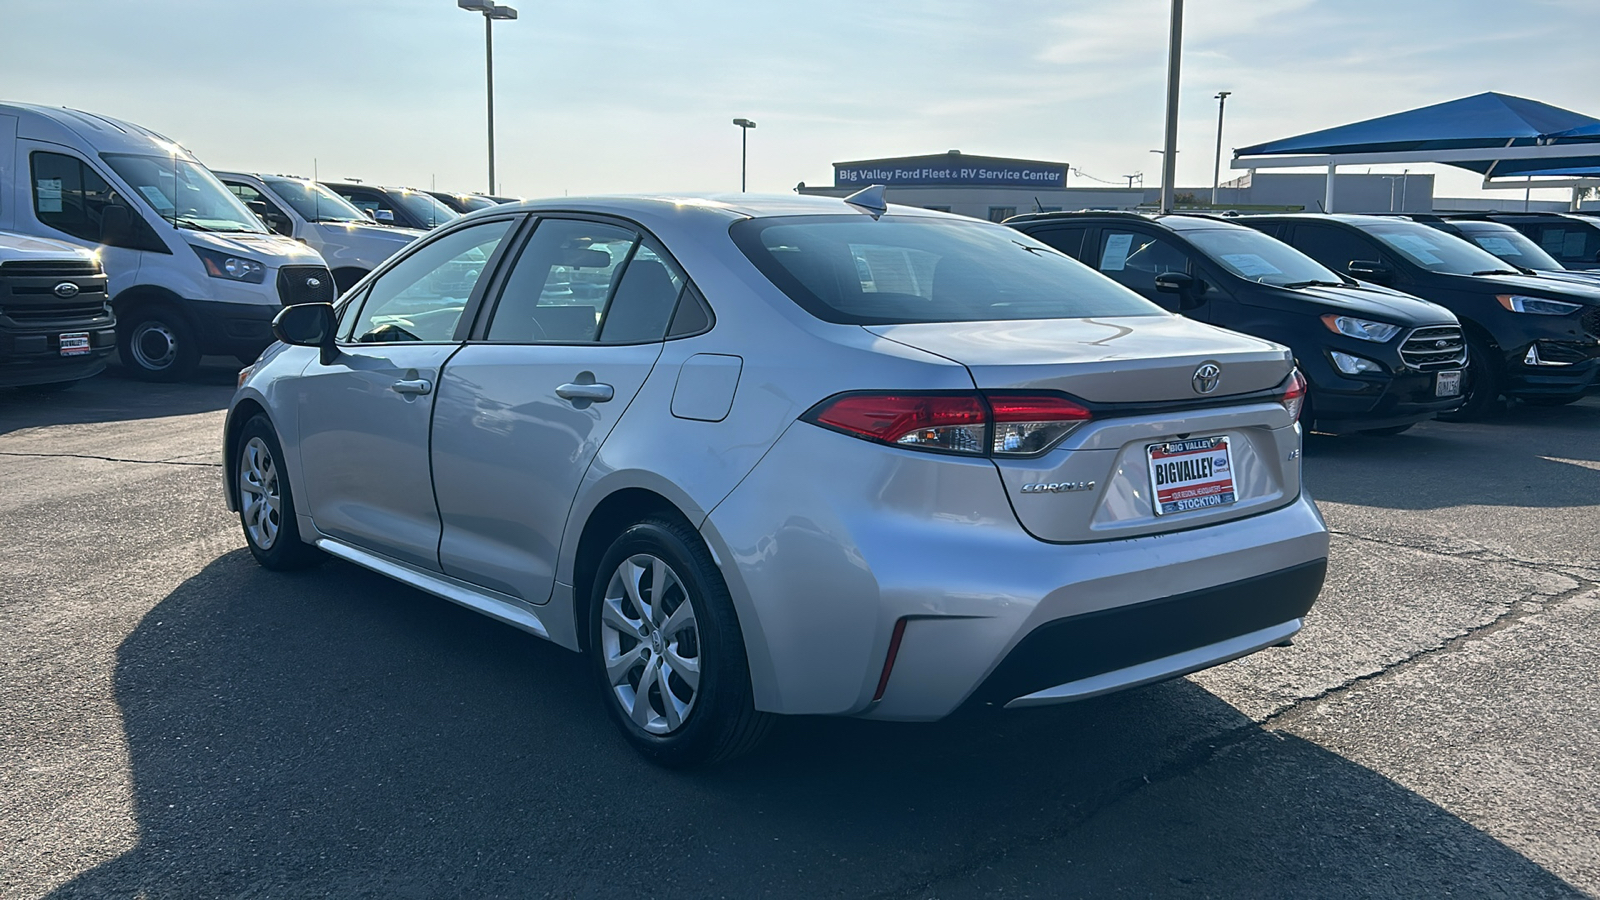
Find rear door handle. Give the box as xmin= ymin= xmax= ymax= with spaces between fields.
xmin=555 ymin=382 xmax=615 ymax=403
xmin=392 ymin=378 xmax=433 ymax=396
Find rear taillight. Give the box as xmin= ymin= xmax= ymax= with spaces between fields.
xmin=1281 ymin=369 xmax=1307 ymax=423
xmin=804 ymin=391 xmax=1092 ymax=457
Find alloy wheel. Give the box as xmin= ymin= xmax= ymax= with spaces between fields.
xmin=599 ymin=554 xmax=702 ymax=734
xmin=238 ymin=436 xmax=281 ymax=550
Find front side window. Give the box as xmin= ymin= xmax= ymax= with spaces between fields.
xmin=1183 ymin=227 xmax=1345 ymax=287
xmin=225 ymin=181 xmax=293 ymax=236
xmin=101 ymin=154 xmax=265 ymax=234
xmin=347 ymin=219 xmax=513 ymax=343
xmin=486 ymin=219 xmax=637 ymax=343
xmin=1097 ymin=230 xmax=1190 ymax=295
xmin=264 ymin=178 xmax=368 ymax=224
xmin=731 ymin=215 xmax=1162 ymax=325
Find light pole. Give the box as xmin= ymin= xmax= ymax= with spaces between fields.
xmin=1158 ymin=0 xmax=1184 ymax=214
xmin=1211 ymin=90 xmax=1231 ymax=207
xmin=458 ymin=0 xmax=517 ymax=195
xmin=732 ymin=118 xmax=756 ymax=191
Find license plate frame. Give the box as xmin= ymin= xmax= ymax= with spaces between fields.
xmin=1147 ymin=435 xmax=1237 ymax=517
xmin=58 ymin=331 xmax=90 ymax=357
xmin=1435 ymin=370 xmax=1462 ymax=397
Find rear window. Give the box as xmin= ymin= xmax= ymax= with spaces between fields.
xmin=730 ymin=215 xmax=1164 ymax=324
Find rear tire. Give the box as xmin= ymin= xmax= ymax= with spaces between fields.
xmin=1360 ymin=424 xmax=1414 ymax=436
xmin=1437 ymin=334 xmax=1501 ymax=422
xmin=117 ymin=306 xmax=201 ymax=382
xmin=588 ymin=518 xmax=773 ymax=768
xmin=235 ymin=414 xmax=324 ymax=570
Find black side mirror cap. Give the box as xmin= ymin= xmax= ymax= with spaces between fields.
xmin=1154 ymin=271 xmax=1195 ymax=294
xmin=1346 ymin=260 xmax=1392 ymax=282
xmin=272 ymin=303 xmax=339 ymax=364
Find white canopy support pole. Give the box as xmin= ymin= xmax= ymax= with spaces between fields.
xmin=1324 ymin=162 xmax=1336 ymax=213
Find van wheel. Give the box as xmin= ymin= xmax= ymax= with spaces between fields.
xmin=235 ymin=414 xmax=323 ymax=570
xmin=118 ymin=308 xmax=200 ymax=382
xmin=588 ymin=518 xmax=773 ymax=768
xmin=1438 ymin=335 xmax=1501 ymax=422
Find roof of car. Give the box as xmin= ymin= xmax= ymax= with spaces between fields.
xmin=1240 ymin=213 xmax=1430 ymax=227
xmin=502 ymin=193 xmax=959 ymax=222
xmin=1005 ymin=210 xmax=1245 ymax=232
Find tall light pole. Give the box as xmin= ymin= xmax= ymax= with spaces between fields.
xmin=732 ymin=118 xmax=756 ymax=191
xmin=1159 ymin=0 xmax=1184 ymax=214
xmin=458 ymin=0 xmax=517 ymax=195
xmin=1211 ymin=91 xmax=1231 ymax=207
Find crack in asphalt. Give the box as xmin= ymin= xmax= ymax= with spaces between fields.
xmin=876 ymin=545 xmax=1599 ymax=900
xmin=1327 ymin=527 xmax=1596 ymax=582
xmin=0 ymin=450 xmax=220 ymax=468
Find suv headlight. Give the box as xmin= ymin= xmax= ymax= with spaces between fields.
xmin=1320 ymin=314 xmax=1401 ymax=342
xmin=1496 ymin=295 xmax=1582 ymax=315
xmin=191 ymin=245 xmax=267 ymax=283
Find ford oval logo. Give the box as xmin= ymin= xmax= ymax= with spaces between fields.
xmin=1192 ymin=362 xmax=1222 ymax=395
xmin=306 ymin=277 xmax=322 ymax=289
xmin=53 ymin=281 xmax=80 ymax=299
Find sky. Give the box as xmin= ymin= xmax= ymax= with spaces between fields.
xmin=3 ymin=0 xmax=1596 ymax=203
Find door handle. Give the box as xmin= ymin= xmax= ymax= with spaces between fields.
xmin=392 ymin=378 xmax=433 ymax=396
xmin=555 ymin=382 xmax=615 ymax=403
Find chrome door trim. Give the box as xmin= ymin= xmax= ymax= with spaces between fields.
xmin=315 ymin=536 xmax=551 ymax=640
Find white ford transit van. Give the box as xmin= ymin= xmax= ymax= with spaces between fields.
xmin=215 ymin=172 xmax=423 ymax=293
xmin=0 ymin=103 xmax=334 ymax=381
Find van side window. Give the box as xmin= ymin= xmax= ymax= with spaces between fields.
xmin=30 ymin=151 xmax=162 ymax=251
xmin=226 ymin=182 xmax=294 ymax=236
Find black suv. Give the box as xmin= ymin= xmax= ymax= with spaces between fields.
xmin=324 ymin=183 xmax=460 ymax=230
xmin=0 ymin=233 xmax=116 ymax=390
xmin=1446 ymin=212 xmax=1600 ymax=271
xmin=1397 ymin=216 xmax=1600 ymax=293
xmin=1007 ymin=212 xmax=1465 ymax=435
xmin=1243 ymin=214 xmax=1600 ymax=414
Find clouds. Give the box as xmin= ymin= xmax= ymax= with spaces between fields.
xmin=0 ymin=0 xmax=1593 ymax=201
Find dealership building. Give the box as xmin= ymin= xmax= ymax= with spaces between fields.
xmin=795 ymin=151 xmax=1142 ymax=220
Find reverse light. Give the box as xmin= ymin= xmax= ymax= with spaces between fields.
xmin=1321 ymin=314 xmax=1401 ymax=342
xmin=805 ymin=391 xmax=1092 ymax=457
xmin=1497 ymin=295 xmax=1582 ymax=316
xmin=1330 ymin=350 xmax=1383 ymax=376
xmin=1281 ymin=370 xmax=1307 ymax=423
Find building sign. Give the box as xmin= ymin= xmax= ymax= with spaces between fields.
xmin=834 ymin=154 xmax=1067 ymax=189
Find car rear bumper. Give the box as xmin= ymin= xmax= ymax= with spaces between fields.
xmin=702 ymin=422 xmax=1330 ymax=722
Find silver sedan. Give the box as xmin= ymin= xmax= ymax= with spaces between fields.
xmin=224 ymin=192 xmax=1329 ymax=766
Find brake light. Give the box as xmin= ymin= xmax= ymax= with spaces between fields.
xmin=1281 ymin=369 xmax=1307 ymax=422
xmin=804 ymin=391 xmax=1092 ymax=457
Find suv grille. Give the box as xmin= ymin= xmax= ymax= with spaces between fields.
xmin=276 ymin=266 xmax=336 ymax=306
xmin=0 ymin=259 xmax=101 ymax=277
xmin=1584 ymin=307 xmax=1600 ymax=340
xmin=1400 ymin=325 xmax=1467 ymax=371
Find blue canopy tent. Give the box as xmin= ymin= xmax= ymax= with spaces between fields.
xmin=1232 ymin=93 xmax=1600 ymax=210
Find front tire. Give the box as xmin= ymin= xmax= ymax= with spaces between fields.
xmin=588 ymin=518 xmax=772 ymax=767
xmin=235 ymin=414 xmax=323 ymax=570
xmin=117 ymin=306 xmax=201 ymax=382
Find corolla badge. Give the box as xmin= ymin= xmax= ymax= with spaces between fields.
xmin=1192 ymin=361 xmax=1222 ymax=395
xmin=52 ymin=281 xmax=80 ymax=299
xmin=1020 ymin=481 xmax=1096 ymax=494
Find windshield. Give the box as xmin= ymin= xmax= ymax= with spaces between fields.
xmin=392 ymin=190 xmax=459 ymax=228
xmin=102 ymin=154 xmax=266 ymax=233
xmin=1452 ymin=223 xmax=1564 ymax=271
xmin=732 ymin=215 xmax=1165 ymax=324
xmin=264 ymin=177 xmax=369 ymax=224
xmin=1183 ymin=226 xmax=1345 ymax=287
xmin=1366 ymin=222 xmax=1514 ymax=275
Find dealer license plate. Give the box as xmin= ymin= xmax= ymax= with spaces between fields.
xmin=58 ymin=332 xmax=90 ymax=357
xmin=1148 ymin=435 xmax=1236 ymax=516
xmin=1435 ymin=370 xmax=1462 ymax=397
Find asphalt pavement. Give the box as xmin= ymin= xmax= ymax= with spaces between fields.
xmin=1 ymin=363 xmax=1595 ymax=899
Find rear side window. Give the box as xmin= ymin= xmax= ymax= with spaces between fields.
xmin=485 ymin=219 xmax=637 ymax=343
xmin=1535 ymin=224 xmax=1600 ymax=263
xmin=1288 ymin=225 xmax=1379 ymax=274
xmin=731 ymin=215 xmax=1162 ymax=325
xmin=1026 ymin=226 xmax=1086 ymax=259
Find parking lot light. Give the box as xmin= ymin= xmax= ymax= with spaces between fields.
xmin=733 ymin=118 xmax=756 ymax=191
xmin=458 ymin=0 xmax=518 ymax=194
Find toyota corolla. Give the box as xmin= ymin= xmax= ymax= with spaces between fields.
xmin=224 ymin=191 xmax=1329 ymax=767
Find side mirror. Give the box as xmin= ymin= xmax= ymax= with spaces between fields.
xmin=1346 ymin=260 xmax=1392 ymax=283
xmin=101 ymin=204 xmax=134 ymax=245
xmin=271 ymin=303 xmax=339 ymax=365
xmin=1154 ymin=271 xmax=1208 ymax=309
xmin=362 ymin=208 xmax=377 ymax=221
xmin=373 ymin=209 xmax=396 ymax=224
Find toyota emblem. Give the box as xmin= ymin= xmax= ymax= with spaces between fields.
xmin=305 ymin=277 xmax=322 ymax=289
xmin=1192 ymin=362 xmax=1222 ymax=395
xmin=52 ymin=281 xmax=80 ymax=299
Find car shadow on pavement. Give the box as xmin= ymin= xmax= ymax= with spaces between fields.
xmin=48 ymin=550 xmax=1586 ymax=899
xmin=0 ymin=362 xmax=236 ymax=437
